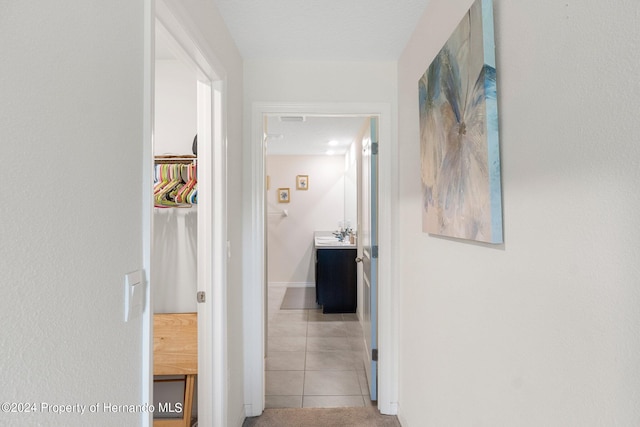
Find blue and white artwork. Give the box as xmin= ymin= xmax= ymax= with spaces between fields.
xmin=418 ymin=0 xmax=503 ymax=244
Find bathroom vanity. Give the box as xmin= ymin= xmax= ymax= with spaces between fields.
xmin=314 ymin=232 xmax=357 ymax=313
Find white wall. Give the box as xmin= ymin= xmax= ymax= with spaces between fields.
xmin=152 ymin=208 xmax=197 ymax=313
xmin=397 ymin=0 xmax=640 ymax=426
xmin=266 ymin=155 xmax=346 ymax=286
xmin=0 ymin=1 xmax=245 ymax=426
xmin=244 ymin=60 xmax=396 ymax=105
xmin=0 ymin=1 xmax=145 ymax=426
xmin=154 ymin=59 xmax=197 ymax=155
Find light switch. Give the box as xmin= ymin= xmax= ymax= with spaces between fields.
xmin=124 ymin=270 xmax=145 ymax=322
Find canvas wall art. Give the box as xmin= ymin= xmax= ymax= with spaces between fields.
xmin=418 ymin=0 xmax=503 ymax=244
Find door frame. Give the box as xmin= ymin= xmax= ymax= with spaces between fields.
xmin=142 ymin=1 xmax=229 ymax=426
xmin=243 ymin=102 xmax=399 ymax=416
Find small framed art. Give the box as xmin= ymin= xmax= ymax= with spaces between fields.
xmin=277 ymin=188 xmax=290 ymax=203
xmin=296 ymin=175 xmax=309 ymax=190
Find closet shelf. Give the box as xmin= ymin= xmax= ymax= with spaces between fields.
xmin=155 ymin=155 xmax=196 ymax=164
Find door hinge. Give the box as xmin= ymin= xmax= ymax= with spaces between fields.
xmin=371 ymin=142 xmax=379 ymax=155
xmin=372 ymin=245 xmax=378 ymax=258
xmin=372 ymin=349 xmax=378 ymax=362
xmin=197 ymin=291 xmax=206 ymax=303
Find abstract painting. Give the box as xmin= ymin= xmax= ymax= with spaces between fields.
xmin=418 ymin=0 xmax=503 ymax=243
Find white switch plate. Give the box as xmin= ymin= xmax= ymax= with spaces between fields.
xmin=124 ymin=270 xmax=145 ymax=322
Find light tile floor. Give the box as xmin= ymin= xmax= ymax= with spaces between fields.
xmin=265 ymin=286 xmax=372 ymax=409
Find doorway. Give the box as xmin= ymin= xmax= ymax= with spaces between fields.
xmin=152 ymin=20 xmax=200 ymax=425
xmin=244 ymin=103 xmax=399 ymax=417
xmin=264 ymin=115 xmax=370 ymax=408
xmin=143 ymin=1 xmax=228 ymax=426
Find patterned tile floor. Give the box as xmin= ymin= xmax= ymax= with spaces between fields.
xmin=265 ymin=286 xmax=372 ymax=409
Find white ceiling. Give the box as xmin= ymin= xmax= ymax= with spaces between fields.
xmin=265 ymin=115 xmax=369 ymax=156
xmin=157 ymin=0 xmax=431 ymax=155
xmin=211 ymin=0 xmax=431 ymax=61
xmin=213 ymin=1 xmax=431 ymax=154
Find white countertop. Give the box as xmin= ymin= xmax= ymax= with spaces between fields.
xmin=314 ymin=231 xmax=356 ymax=249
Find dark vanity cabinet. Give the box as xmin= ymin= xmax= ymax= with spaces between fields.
xmin=315 ymin=248 xmax=357 ymax=313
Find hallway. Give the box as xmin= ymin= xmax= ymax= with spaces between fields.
xmin=265 ymin=286 xmax=372 ymax=408
xmin=240 ymin=285 xmax=401 ymax=425
xmin=5 ymin=1 xmax=639 ymax=426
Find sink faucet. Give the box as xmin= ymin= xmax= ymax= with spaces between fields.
xmin=333 ymin=227 xmax=352 ymax=242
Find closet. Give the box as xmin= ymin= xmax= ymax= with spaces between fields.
xmin=152 ymin=29 xmax=199 ymax=427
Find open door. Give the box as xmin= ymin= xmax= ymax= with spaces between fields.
xmin=148 ymin=4 xmax=227 ymax=425
xmin=360 ymin=117 xmax=378 ymax=400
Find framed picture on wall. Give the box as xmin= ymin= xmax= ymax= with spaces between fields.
xmin=277 ymin=188 xmax=290 ymax=203
xmin=418 ymin=0 xmax=503 ymax=244
xmin=296 ymin=175 xmax=309 ymax=190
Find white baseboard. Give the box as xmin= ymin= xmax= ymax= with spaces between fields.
xmin=244 ymin=403 xmax=259 ymax=418
xmin=268 ymin=282 xmax=314 ymax=288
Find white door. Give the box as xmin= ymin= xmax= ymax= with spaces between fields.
xmin=360 ymin=117 xmax=378 ymax=400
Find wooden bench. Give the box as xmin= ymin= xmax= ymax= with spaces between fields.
xmin=153 ymin=313 xmax=197 ymax=427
